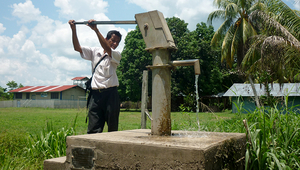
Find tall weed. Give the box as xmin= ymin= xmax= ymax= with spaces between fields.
xmin=23 ymin=113 xmax=78 ymax=165
xmin=185 ymin=95 xmax=300 ymax=170
xmin=243 ymin=100 xmax=300 ymax=169
xmin=1 ymin=110 xmax=97 ymax=169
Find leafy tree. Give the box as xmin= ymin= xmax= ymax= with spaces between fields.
xmin=243 ymin=1 xmax=300 ymax=84
xmin=167 ymin=17 xmax=194 ymax=96
xmin=192 ymin=22 xmax=224 ymax=95
xmin=207 ymin=0 xmax=300 ymax=107
xmin=119 ymin=17 xmax=240 ymax=110
xmin=207 ymin=0 xmax=263 ymax=69
xmin=118 ymin=26 xmax=152 ymax=102
xmin=0 ymin=86 xmax=8 ymax=101
xmin=6 ymin=81 xmax=18 ymax=91
xmin=4 ymin=81 xmax=23 ymax=100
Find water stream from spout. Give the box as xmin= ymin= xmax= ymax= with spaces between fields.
xmin=195 ymin=75 xmax=200 ymax=130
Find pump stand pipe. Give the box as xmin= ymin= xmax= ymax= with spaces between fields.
xmin=150 ymin=49 xmax=172 ymax=136
xmin=73 ymin=21 xmax=137 ymax=25
xmin=146 ymin=58 xmax=200 ymax=136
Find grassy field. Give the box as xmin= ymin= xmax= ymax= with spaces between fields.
xmin=1 ymin=106 xmax=299 ymax=169
xmin=0 ymin=107 xmax=236 ymax=135
xmin=0 ymin=107 xmax=238 ymax=169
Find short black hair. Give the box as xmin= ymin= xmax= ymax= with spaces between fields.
xmin=106 ymin=30 xmax=122 ymax=41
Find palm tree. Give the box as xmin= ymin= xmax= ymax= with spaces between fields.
xmin=242 ymin=0 xmax=300 ymax=84
xmin=207 ymin=0 xmax=264 ymax=69
xmin=240 ymin=0 xmax=300 ymax=108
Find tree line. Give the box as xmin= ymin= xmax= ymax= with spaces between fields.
xmin=117 ymin=18 xmax=243 ymax=111
xmin=0 ymin=81 xmax=23 ymax=100
xmin=117 ymin=0 xmax=300 ymax=111
xmin=208 ymin=0 xmax=300 ymax=107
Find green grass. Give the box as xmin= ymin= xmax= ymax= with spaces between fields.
xmin=0 ymin=107 xmax=236 ymax=135
xmin=1 ymin=106 xmax=300 ymax=169
xmin=0 ymin=107 xmax=237 ymax=169
xmin=0 ymin=107 xmax=87 ymax=135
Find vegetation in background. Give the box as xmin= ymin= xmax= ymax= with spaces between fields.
xmin=207 ymin=0 xmax=262 ymax=69
xmin=243 ymin=0 xmax=300 ymax=85
xmin=209 ymin=0 xmax=300 ymax=91
xmin=0 ymin=81 xmax=23 ymax=101
xmin=243 ymin=101 xmax=300 ymax=169
xmin=118 ymin=17 xmax=243 ymax=111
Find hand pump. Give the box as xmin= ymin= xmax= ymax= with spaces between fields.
xmin=75 ymin=10 xmax=200 ymax=136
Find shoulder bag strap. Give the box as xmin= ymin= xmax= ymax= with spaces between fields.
xmin=92 ymin=54 xmax=107 ymax=75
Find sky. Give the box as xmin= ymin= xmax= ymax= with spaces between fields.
xmin=0 ymin=0 xmax=298 ymax=89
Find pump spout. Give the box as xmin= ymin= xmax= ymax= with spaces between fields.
xmin=170 ymin=59 xmax=200 ymax=75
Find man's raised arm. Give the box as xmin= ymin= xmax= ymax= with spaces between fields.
xmin=68 ymin=20 xmax=82 ymax=53
xmin=87 ymin=19 xmax=112 ymax=56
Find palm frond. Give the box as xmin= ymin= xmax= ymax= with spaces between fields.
xmin=249 ymin=1 xmax=266 ymax=12
xmin=214 ymin=0 xmax=235 ymax=9
xmin=225 ymin=3 xmax=239 ymax=18
xmin=243 ymin=18 xmax=252 ymax=43
xmin=268 ymin=0 xmax=300 ymax=39
xmin=242 ymin=35 xmax=266 ymax=69
xmin=207 ymin=10 xmax=226 ymax=25
xmin=211 ymin=18 xmax=233 ymax=47
xmin=221 ymin=25 xmax=235 ymax=67
xmin=249 ymin=10 xmax=300 ymax=46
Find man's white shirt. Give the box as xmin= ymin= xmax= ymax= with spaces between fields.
xmin=80 ymin=46 xmax=121 ymax=89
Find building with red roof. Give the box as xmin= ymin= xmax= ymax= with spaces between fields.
xmin=8 ymin=77 xmax=88 ymax=101
xmin=9 ymin=85 xmax=86 ymax=100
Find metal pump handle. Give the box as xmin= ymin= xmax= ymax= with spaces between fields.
xmin=74 ymin=21 xmax=137 ymax=25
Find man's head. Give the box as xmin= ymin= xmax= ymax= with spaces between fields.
xmin=106 ymin=30 xmax=122 ymax=50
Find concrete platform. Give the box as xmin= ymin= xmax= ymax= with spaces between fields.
xmin=44 ymin=157 xmax=67 ymax=170
xmin=44 ymin=129 xmax=246 ymax=170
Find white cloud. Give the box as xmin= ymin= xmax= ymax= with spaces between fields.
xmin=127 ymin=0 xmax=173 ymax=16
xmin=54 ymin=0 xmax=109 ymax=20
xmin=31 ymin=0 xmax=123 ymax=56
xmin=51 ymin=54 xmax=89 ymax=72
xmin=7 ymin=29 xmax=27 ymax=56
xmin=0 ymin=59 xmax=11 ymax=75
xmin=21 ymin=39 xmax=35 ymax=52
xmin=20 ymin=40 xmax=51 ymax=65
xmin=128 ymin=0 xmax=218 ymax=30
xmin=93 ymin=13 xmax=110 ymax=21
xmin=0 ymin=23 xmax=6 ymax=34
xmin=0 ymin=58 xmax=29 ymax=84
xmin=53 ymin=0 xmax=74 ymax=15
xmin=0 ymin=36 xmax=10 ymax=55
xmin=11 ymin=0 xmax=41 ymax=23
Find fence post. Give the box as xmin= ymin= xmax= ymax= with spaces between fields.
xmin=141 ymin=70 xmax=148 ymax=129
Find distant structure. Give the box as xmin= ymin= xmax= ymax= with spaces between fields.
xmin=3 ymin=77 xmax=88 ymax=108
xmin=8 ymin=85 xmax=85 ymax=101
xmin=72 ymin=77 xmax=89 ymax=89
xmin=224 ymin=83 xmax=300 ymax=113
xmin=8 ymin=77 xmax=89 ymax=101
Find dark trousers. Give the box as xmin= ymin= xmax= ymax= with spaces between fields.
xmin=87 ymin=87 xmax=120 ymax=134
